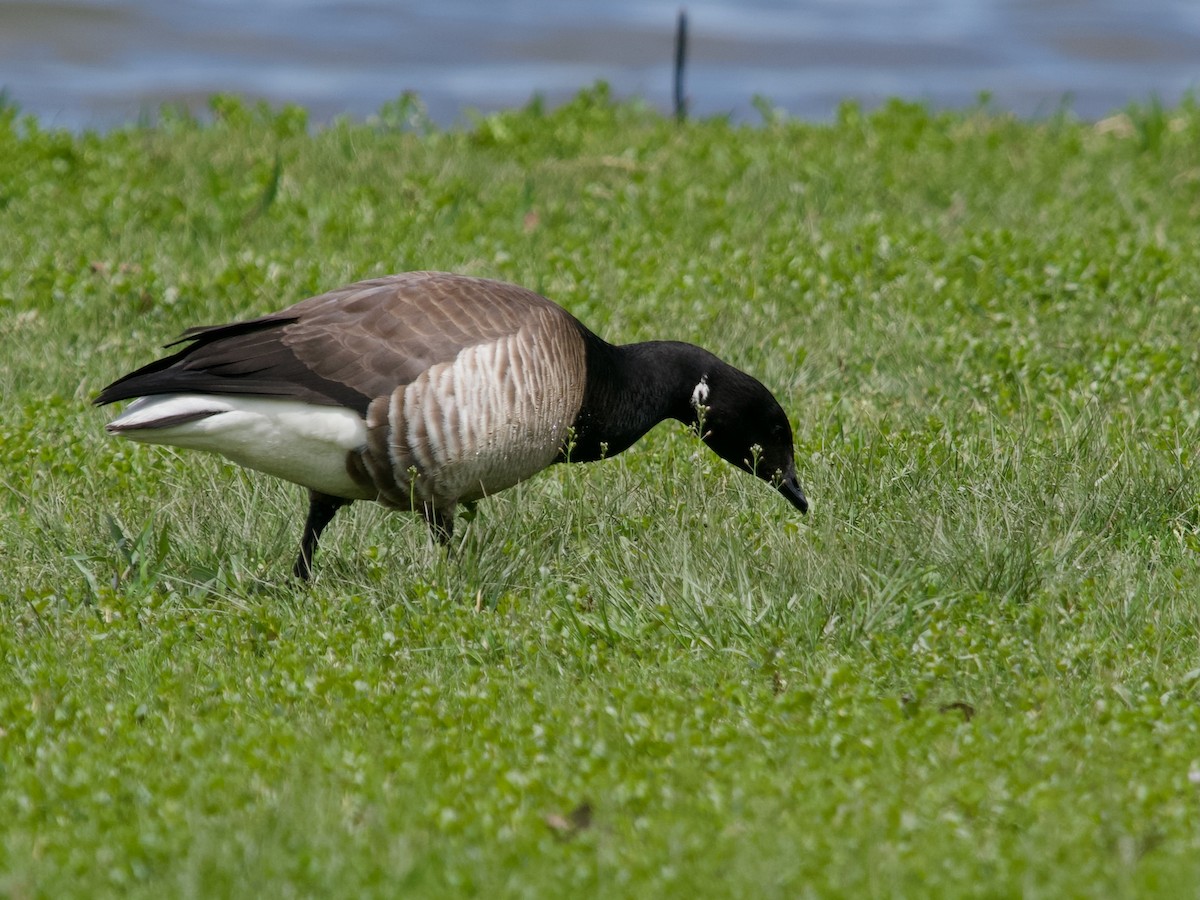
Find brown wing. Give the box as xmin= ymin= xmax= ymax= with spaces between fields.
xmin=94 ymin=272 xmax=583 ymax=416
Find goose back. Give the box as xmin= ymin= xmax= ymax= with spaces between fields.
xmin=98 ymin=272 xmax=585 ymax=414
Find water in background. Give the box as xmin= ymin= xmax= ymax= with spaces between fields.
xmin=1 ymin=0 xmax=1197 ymax=129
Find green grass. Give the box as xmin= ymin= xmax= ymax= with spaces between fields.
xmin=3 ymin=86 xmax=1200 ymax=896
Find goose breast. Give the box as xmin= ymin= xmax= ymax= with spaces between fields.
xmin=359 ymin=305 xmax=587 ymax=509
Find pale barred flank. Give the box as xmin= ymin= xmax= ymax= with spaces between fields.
xmin=358 ymin=309 xmax=587 ymax=513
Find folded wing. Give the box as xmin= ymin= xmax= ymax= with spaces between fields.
xmin=94 ymin=272 xmax=574 ymax=416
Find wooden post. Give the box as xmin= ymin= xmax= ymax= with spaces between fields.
xmin=674 ymin=8 xmax=688 ymax=122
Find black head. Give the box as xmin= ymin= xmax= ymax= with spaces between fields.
xmin=688 ymin=365 xmax=808 ymax=514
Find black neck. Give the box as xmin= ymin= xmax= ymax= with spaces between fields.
xmin=564 ymin=334 xmax=718 ymax=463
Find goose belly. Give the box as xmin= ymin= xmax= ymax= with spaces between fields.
xmin=106 ymin=394 xmax=374 ymax=500
xmin=361 ymin=328 xmax=585 ymax=508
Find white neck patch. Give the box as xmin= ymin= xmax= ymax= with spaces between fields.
xmin=690 ymin=375 xmax=710 ymax=408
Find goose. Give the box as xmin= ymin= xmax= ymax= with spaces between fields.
xmin=96 ymin=271 xmax=808 ymax=579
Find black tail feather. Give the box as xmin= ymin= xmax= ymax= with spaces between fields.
xmin=94 ymin=314 xmax=369 ymax=413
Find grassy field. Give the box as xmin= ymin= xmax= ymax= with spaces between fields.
xmin=2 ymin=86 xmax=1200 ymax=896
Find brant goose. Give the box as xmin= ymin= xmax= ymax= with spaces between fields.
xmin=96 ymin=272 xmax=808 ymax=578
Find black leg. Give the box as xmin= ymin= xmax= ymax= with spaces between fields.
xmin=294 ymin=490 xmax=351 ymax=580
xmin=420 ymin=503 xmax=454 ymax=545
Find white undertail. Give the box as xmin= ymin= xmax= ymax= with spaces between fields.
xmin=107 ymin=395 xmax=373 ymax=500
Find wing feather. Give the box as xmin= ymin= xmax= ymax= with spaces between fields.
xmin=95 ymin=272 xmax=583 ymax=417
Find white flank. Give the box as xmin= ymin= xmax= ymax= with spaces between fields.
xmin=106 ymin=394 xmax=373 ymax=499
xmin=691 ymin=375 xmax=710 ymax=408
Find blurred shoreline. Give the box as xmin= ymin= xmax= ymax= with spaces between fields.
xmin=1 ymin=0 xmax=1196 ymax=130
